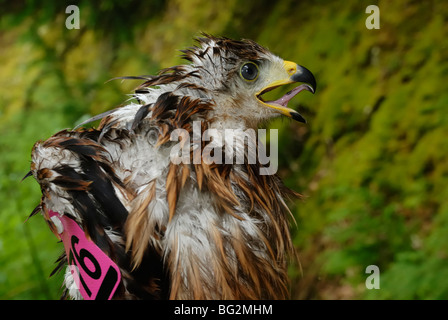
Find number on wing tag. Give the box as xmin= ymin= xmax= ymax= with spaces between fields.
xmin=49 ymin=210 xmax=121 ymax=300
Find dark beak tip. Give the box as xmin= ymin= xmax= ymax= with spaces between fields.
xmin=293 ymin=65 xmax=317 ymax=93
xmin=310 ymin=81 xmax=316 ymax=93
xmin=290 ymin=112 xmax=307 ymax=123
xmin=307 ymin=84 xmax=316 ymax=94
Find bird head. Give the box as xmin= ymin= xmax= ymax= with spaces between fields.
xmin=179 ymin=34 xmax=316 ymax=129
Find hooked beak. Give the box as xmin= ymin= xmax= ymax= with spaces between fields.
xmin=256 ymin=61 xmax=316 ymax=123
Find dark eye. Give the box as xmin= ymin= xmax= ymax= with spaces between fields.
xmin=240 ymin=62 xmax=259 ymax=81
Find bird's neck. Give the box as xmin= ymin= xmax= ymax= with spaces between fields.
xmin=208 ymin=117 xmax=257 ymax=132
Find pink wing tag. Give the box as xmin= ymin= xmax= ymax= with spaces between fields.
xmin=49 ymin=210 xmax=121 ymax=300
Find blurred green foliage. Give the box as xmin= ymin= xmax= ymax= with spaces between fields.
xmin=0 ymin=0 xmax=447 ymax=299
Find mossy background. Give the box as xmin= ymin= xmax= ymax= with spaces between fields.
xmin=0 ymin=0 xmax=447 ymax=299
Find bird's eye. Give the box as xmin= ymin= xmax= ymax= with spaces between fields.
xmin=240 ymin=62 xmax=259 ymax=81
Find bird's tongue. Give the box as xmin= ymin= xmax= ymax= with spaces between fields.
xmin=265 ymin=84 xmax=313 ymax=107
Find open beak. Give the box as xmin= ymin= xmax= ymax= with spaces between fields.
xmin=256 ymin=61 xmax=316 ymax=123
